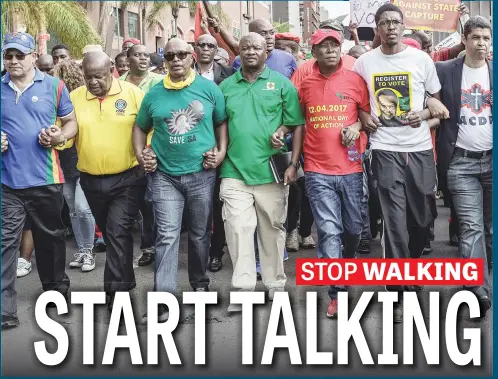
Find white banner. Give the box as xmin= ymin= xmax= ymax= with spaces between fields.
xmin=435 ymin=31 xmax=461 ymax=51
xmin=350 ymin=0 xmax=391 ymax=28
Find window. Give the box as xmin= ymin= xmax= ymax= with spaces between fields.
xmin=113 ymin=7 xmax=124 ymax=37
xmin=128 ymin=11 xmax=139 ymax=39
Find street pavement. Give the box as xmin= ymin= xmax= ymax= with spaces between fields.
xmin=1 ymin=200 xmax=492 ymax=376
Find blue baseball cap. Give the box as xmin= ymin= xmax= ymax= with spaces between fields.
xmin=2 ymin=32 xmax=35 ymax=54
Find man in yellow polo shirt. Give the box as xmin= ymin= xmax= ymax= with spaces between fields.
xmin=47 ymin=51 xmax=146 ymax=310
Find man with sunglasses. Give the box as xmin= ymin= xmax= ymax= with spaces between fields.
xmin=193 ymin=34 xmax=233 ymax=273
xmin=232 ymin=19 xmax=296 ymax=79
xmin=133 ymin=38 xmax=228 ymax=323
xmin=1 ymin=32 xmax=77 ymax=330
xmin=194 ymin=34 xmax=233 ymax=85
xmin=353 ymin=4 xmax=444 ymax=323
xmin=119 ymin=44 xmax=163 ymax=268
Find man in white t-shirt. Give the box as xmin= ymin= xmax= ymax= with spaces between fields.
xmin=435 ymin=16 xmax=493 ymax=318
xmin=353 ymin=3 xmax=444 ymax=323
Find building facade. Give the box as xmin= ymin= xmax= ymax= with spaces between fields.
xmin=301 ymin=1 xmax=320 ymax=48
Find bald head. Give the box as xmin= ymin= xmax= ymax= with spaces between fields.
xmin=165 ymin=37 xmax=189 ymax=53
xmin=164 ymin=38 xmax=193 ymax=80
xmin=37 ymin=54 xmax=55 ymax=76
xmin=248 ymin=19 xmax=275 ymax=53
xmin=348 ymin=45 xmax=367 ymax=59
xmin=196 ymin=34 xmax=218 ymax=65
xmin=82 ymin=52 xmax=113 ymax=98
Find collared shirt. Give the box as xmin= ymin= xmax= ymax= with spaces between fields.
xmin=232 ymin=49 xmax=297 ymax=79
xmin=291 ymin=55 xmax=357 ymax=92
xmin=195 ymin=63 xmax=215 ymax=81
xmin=136 ymin=75 xmax=226 ymax=176
xmin=299 ymin=60 xmax=370 ymax=176
xmin=119 ymin=71 xmax=163 ymax=93
xmin=219 ymin=65 xmax=305 ymax=185
xmin=68 ymin=78 xmax=144 ymax=175
xmin=1 ymin=68 xmax=73 ymax=189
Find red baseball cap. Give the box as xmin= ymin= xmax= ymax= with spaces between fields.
xmin=311 ymin=29 xmax=342 ymax=46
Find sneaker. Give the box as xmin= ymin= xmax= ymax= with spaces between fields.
xmin=141 ymin=304 xmax=169 ymax=324
xmin=357 ymin=239 xmax=371 ymax=255
xmin=300 ymin=235 xmax=316 ymax=249
xmin=2 ymin=315 xmax=19 ymax=330
xmin=94 ymin=236 xmax=106 ymax=253
xmin=81 ymin=251 xmax=96 ymax=272
xmin=227 ymin=303 xmax=243 ymax=313
xmin=138 ymin=247 xmax=155 ymax=266
xmin=69 ymin=252 xmax=85 ymax=268
xmin=283 ymin=248 xmax=289 ymax=261
xmin=394 ymin=302 xmax=403 ymax=323
xmin=422 ymin=241 xmax=432 ymax=255
xmin=286 ymin=229 xmax=299 ymax=252
xmin=17 ymin=258 xmax=32 ymax=278
xmin=326 ymin=299 xmax=338 ymax=318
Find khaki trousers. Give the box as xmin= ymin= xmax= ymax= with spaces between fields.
xmin=220 ymin=178 xmax=289 ymax=290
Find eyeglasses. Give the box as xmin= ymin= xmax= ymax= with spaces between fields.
xmin=258 ymin=29 xmax=276 ymax=37
xmin=377 ymin=19 xmax=402 ymax=28
xmin=133 ymin=52 xmax=150 ymax=58
xmin=164 ymin=51 xmax=191 ymax=62
xmin=3 ymin=52 xmax=31 ymax=61
xmin=197 ymin=42 xmax=217 ymax=50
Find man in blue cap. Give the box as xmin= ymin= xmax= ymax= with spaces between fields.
xmin=1 ymin=32 xmax=77 ymax=330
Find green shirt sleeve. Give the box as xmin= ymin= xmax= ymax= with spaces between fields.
xmin=212 ymin=84 xmax=227 ymax=126
xmin=136 ymin=93 xmax=153 ymax=133
xmin=281 ymin=79 xmax=305 ymax=127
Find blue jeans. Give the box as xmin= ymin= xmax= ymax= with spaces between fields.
xmin=361 ymin=151 xmax=372 ymax=241
xmin=149 ymin=169 xmax=216 ymax=293
xmin=305 ymin=172 xmax=363 ymax=299
xmin=63 ymin=177 xmax=95 ymax=251
xmin=447 ymin=152 xmax=491 ymax=298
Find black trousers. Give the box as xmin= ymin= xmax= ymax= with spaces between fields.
xmin=80 ymin=166 xmax=146 ymax=294
xmin=210 ymin=171 xmax=226 ymax=259
xmin=286 ymin=177 xmax=314 ymax=237
xmin=139 ymin=183 xmax=156 ymax=251
xmin=2 ymin=184 xmax=69 ymax=317
xmin=371 ymin=150 xmax=437 ymax=291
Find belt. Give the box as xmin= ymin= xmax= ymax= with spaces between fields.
xmin=453 ymin=147 xmax=492 ymax=159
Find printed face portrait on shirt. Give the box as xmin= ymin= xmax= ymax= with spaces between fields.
xmin=128 ymin=45 xmax=150 ymax=74
xmin=4 ymin=48 xmax=37 ymax=79
xmin=164 ymin=39 xmax=193 ymax=80
xmin=195 ymin=34 xmax=218 ymax=65
xmin=239 ymin=34 xmax=267 ymax=70
xmin=376 ymin=11 xmax=404 ymax=47
xmin=312 ymin=38 xmax=341 ymax=68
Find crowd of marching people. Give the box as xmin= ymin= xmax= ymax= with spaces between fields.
xmin=1 ymin=2 xmax=493 ymax=329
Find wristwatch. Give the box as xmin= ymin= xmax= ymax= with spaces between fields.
xmin=289 ymin=161 xmax=300 ymax=170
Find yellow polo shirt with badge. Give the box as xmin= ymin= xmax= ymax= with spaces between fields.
xmin=67 ymin=78 xmax=144 ymax=175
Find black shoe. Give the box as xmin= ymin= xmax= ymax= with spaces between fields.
xmin=422 ymin=241 xmax=432 ymax=255
xmin=477 ymin=295 xmax=491 ymax=317
xmin=357 ymin=239 xmax=371 ymax=254
xmin=208 ymin=257 xmax=223 ymax=272
xmin=257 ymin=272 xmax=262 ymax=281
xmin=449 ymin=220 xmax=459 ymax=246
xmin=138 ymin=252 xmax=154 ymax=266
xmin=141 ymin=304 xmax=169 ymax=324
xmin=47 ymin=292 xmax=69 ymax=308
xmin=2 ymin=315 xmax=19 ymax=330
xmin=393 ymin=301 xmax=403 ymax=324
xmin=94 ymin=240 xmax=107 ymax=253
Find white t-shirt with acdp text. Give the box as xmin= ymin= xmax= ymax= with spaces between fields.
xmin=353 ymin=46 xmax=441 ymax=152
xmin=456 ymin=64 xmax=493 ymax=151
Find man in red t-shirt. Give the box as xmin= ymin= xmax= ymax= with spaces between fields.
xmin=299 ymin=29 xmax=370 ymax=318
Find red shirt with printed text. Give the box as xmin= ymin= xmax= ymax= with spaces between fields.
xmin=299 ymin=60 xmax=370 ymax=175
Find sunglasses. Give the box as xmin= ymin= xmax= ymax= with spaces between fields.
xmin=164 ymin=51 xmax=191 ymax=62
xmin=4 ymin=52 xmax=31 ymax=61
xmin=197 ymin=42 xmax=217 ymax=50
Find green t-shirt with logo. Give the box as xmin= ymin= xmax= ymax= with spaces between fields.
xmin=136 ymin=75 xmax=227 ymax=176
xmin=219 ymin=66 xmax=305 ymax=185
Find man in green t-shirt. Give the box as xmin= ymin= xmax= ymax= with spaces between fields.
xmin=219 ymin=33 xmax=305 ymax=311
xmin=132 ymin=38 xmax=228 ymax=324
xmin=120 ymin=44 xmax=164 ymax=268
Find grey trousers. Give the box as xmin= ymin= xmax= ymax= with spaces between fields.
xmin=371 ymin=149 xmax=437 ymax=291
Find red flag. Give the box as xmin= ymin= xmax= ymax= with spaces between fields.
xmin=193 ymin=1 xmax=236 ymax=64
